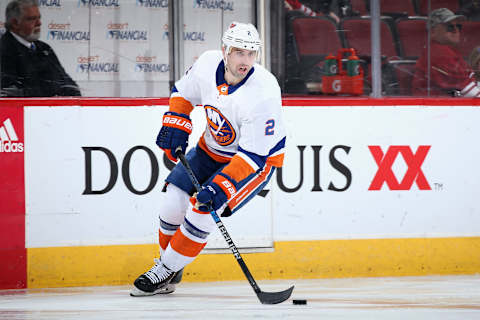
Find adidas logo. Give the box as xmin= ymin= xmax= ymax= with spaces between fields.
xmin=0 ymin=118 xmax=24 ymax=153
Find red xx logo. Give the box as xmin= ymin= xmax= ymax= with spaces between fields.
xmin=368 ymin=145 xmax=431 ymax=190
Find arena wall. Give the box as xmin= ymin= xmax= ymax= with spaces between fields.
xmin=1 ymin=97 xmax=480 ymax=289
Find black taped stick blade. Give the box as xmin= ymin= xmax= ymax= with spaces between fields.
xmin=257 ymin=286 xmax=294 ymax=305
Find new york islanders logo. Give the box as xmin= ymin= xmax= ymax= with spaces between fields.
xmin=204 ymin=105 xmax=236 ymax=146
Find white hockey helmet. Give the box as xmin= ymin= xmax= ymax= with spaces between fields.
xmin=222 ymin=21 xmax=261 ymax=54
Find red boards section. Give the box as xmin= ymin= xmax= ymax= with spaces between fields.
xmin=0 ymin=105 xmax=26 ymax=289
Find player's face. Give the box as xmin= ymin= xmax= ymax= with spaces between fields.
xmin=225 ymin=47 xmax=257 ymax=79
xmin=13 ymin=5 xmax=41 ymax=42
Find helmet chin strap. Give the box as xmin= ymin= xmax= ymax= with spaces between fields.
xmin=223 ymin=45 xmax=232 ymax=74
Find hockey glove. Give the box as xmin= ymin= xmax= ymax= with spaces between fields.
xmin=196 ymin=173 xmax=237 ymax=212
xmin=156 ymin=111 xmax=192 ymax=162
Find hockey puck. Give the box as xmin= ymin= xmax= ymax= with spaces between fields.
xmin=292 ymin=299 xmax=307 ymax=305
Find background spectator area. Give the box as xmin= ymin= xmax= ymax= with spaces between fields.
xmin=285 ymin=0 xmax=480 ymax=95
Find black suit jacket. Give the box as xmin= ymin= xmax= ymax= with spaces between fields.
xmin=0 ymin=31 xmax=81 ymax=97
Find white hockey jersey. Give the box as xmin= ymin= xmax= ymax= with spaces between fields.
xmin=170 ymin=50 xmax=286 ymax=181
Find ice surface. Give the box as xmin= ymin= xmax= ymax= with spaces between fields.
xmin=0 ymin=275 xmax=479 ymax=319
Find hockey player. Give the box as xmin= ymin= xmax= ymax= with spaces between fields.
xmin=130 ymin=21 xmax=286 ymax=296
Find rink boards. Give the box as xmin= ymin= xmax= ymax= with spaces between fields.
xmin=1 ymin=97 xmax=480 ymax=289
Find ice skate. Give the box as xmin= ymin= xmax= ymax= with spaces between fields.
xmin=170 ymin=268 xmax=184 ymax=284
xmin=130 ymin=259 xmax=177 ymax=297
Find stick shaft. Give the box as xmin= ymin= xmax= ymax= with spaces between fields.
xmin=177 ymin=152 xmax=262 ymax=294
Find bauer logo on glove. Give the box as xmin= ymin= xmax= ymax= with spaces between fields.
xmin=220 ymin=180 xmax=236 ymax=197
xmin=163 ymin=115 xmax=193 ymax=132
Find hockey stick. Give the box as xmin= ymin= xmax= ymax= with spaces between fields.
xmin=176 ymin=150 xmax=294 ymax=305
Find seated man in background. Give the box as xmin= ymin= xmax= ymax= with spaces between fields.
xmin=412 ymin=8 xmax=480 ymax=97
xmin=0 ymin=0 xmax=81 ymax=97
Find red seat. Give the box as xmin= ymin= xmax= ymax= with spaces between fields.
xmin=380 ymin=0 xmax=417 ymax=16
xmin=396 ymin=17 xmax=428 ymax=59
xmin=341 ymin=17 xmax=399 ymax=95
xmin=417 ymin=0 xmax=460 ymax=16
xmin=341 ymin=17 xmax=399 ymax=58
xmin=351 ymin=0 xmax=368 ymax=16
xmin=291 ymin=16 xmax=343 ymax=72
xmin=292 ymin=17 xmax=342 ymax=57
xmin=459 ymin=20 xmax=480 ymax=59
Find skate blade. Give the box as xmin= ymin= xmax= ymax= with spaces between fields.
xmin=130 ymin=284 xmax=175 ymax=297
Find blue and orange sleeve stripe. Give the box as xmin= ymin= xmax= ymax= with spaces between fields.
xmin=221 ymin=139 xmax=286 ymax=182
xmin=221 ymin=154 xmax=256 ymax=183
xmin=169 ymin=86 xmax=194 ymax=115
